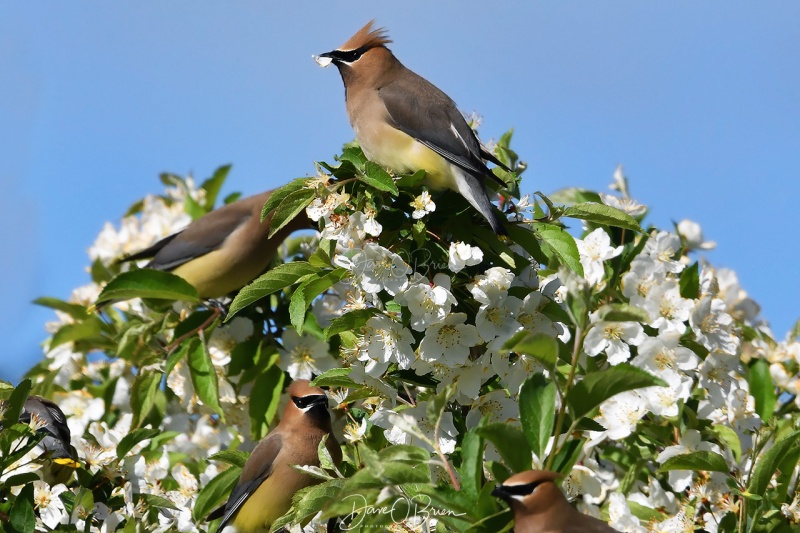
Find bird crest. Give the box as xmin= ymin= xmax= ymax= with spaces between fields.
xmin=340 ymin=20 xmax=392 ymax=51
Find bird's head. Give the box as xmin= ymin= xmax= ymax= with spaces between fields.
xmin=492 ymin=470 xmax=565 ymax=515
xmin=284 ymin=379 xmax=333 ymax=427
xmin=313 ymin=20 xmax=395 ymax=84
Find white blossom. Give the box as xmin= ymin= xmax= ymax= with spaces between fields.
xmin=576 ymin=228 xmax=623 ymax=286
xmin=447 ymin=241 xmax=483 ymax=272
xmin=350 ymin=243 xmax=410 ymax=296
xmin=410 ymin=191 xmax=436 ymax=219
xmin=677 ymin=219 xmax=716 ymax=251
xmin=468 ymin=266 xmax=514 ymax=305
xmin=584 ymin=316 xmax=646 ymax=365
xmin=278 ymin=330 xmax=338 ymax=380
xmin=418 ymin=313 xmax=481 ymax=366
xmin=33 ymin=481 xmax=68 ymax=529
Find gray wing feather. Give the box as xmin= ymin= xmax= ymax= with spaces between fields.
xmin=218 ymin=433 xmax=283 ymax=529
xmin=378 ymin=70 xmax=506 ymax=187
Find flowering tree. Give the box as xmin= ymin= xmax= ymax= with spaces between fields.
xmin=2 ymin=133 xmax=800 ymax=532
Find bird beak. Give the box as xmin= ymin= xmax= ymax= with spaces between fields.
xmin=491 ymin=485 xmax=506 ymax=499
xmin=312 ymin=52 xmax=334 ymax=68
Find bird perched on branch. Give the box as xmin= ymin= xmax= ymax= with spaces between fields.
xmin=492 ymin=470 xmax=615 ymax=533
xmin=0 ymin=395 xmax=80 ymax=484
xmin=315 ymin=20 xmax=510 ymax=235
xmin=117 ymin=189 xmax=311 ymax=300
xmin=209 ymin=379 xmax=342 ymax=532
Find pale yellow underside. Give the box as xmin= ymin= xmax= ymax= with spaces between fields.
xmin=171 ymin=247 xmax=263 ymax=299
xmin=357 ymin=122 xmax=456 ymax=190
xmin=232 ymin=475 xmax=294 ymax=533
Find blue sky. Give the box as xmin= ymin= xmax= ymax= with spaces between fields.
xmin=1 ymin=3 xmax=798 ymax=383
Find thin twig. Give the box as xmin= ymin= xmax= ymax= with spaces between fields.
xmin=433 ymin=407 xmax=460 ymax=491
xmin=164 ymin=307 xmax=221 ymax=355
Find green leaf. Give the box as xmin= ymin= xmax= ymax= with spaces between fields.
xmin=789 ymin=318 xmax=800 ymax=342
xmin=679 ymin=262 xmax=700 ymax=299
xmin=311 ymin=368 xmax=356 ymax=388
xmin=3 ymin=379 xmax=31 ymax=426
xmin=747 ymin=430 xmax=800 ymax=496
xmin=117 ymin=428 xmax=160 ymax=460
xmin=135 ymin=493 xmax=179 ymax=511
xmin=596 ymin=303 xmax=650 ymax=323
xmin=566 ymin=364 xmax=667 ymax=420
xmin=289 ymin=268 xmax=349 ymax=333
xmin=395 ymin=169 xmax=427 ymax=188
xmin=309 ymin=239 xmax=336 ymax=268
xmin=361 ymin=161 xmax=399 ymax=195
xmin=712 ymin=425 xmax=742 ymax=464
xmin=94 ymin=269 xmax=199 ymax=305
xmin=208 ymin=450 xmax=249 ymax=469
xmin=187 ymin=338 xmax=224 ymax=421
xmin=276 ymin=479 xmax=345 ymax=530
xmin=563 ymin=202 xmax=643 ymax=232
xmin=200 ymin=164 xmax=231 ymax=208
xmin=476 ymin=423 xmax=532 ymax=473
xmin=260 ymin=178 xmax=310 ymax=222
xmin=378 ymin=445 xmax=431 ymax=464
xmin=627 ymin=500 xmax=668 ymax=522
xmin=548 ymin=187 xmax=602 ymax=205
xmin=658 ymin=451 xmax=729 ymax=473
xmin=131 ymin=370 xmax=162 ymax=428
xmin=748 ymin=359 xmax=777 ymax=420
xmin=458 ymin=429 xmax=484 ymax=500
xmin=506 ymin=225 xmax=548 ymax=265
xmin=192 ymin=465 xmax=242 ymax=522
xmin=250 ymin=365 xmax=285 ymax=439
xmin=49 ymin=318 xmax=104 ymax=350
xmin=536 ymin=224 xmax=583 ymax=276
xmin=550 ymin=438 xmax=585 ymax=474
xmin=32 ymin=296 xmax=89 ymax=321
xmin=268 ymin=188 xmax=316 ymax=238
xmin=520 ymin=374 xmax=556 ymax=460
xmin=227 ymin=262 xmax=319 ymax=319
xmin=10 ymin=481 xmax=35 ymax=533
xmin=324 ymin=308 xmax=381 ymax=339
xmin=503 ymin=332 xmax=559 ymax=366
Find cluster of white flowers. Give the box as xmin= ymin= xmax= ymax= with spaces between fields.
xmin=15 ymin=164 xmax=800 ymax=532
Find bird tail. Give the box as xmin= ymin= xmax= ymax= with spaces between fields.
xmin=453 ymin=168 xmax=507 ymax=235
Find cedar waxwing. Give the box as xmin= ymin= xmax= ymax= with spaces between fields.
xmin=0 ymin=395 xmax=80 ymax=484
xmin=315 ymin=21 xmax=510 ymax=235
xmin=491 ymin=470 xmax=615 ymax=533
xmin=118 ymin=189 xmax=311 ymax=300
xmin=211 ymin=379 xmax=342 ymax=532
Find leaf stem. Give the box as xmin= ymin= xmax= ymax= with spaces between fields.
xmin=546 ymin=325 xmax=584 ymax=470
xmin=433 ymin=406 xmax=460 ymax=491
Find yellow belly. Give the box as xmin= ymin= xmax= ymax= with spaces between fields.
xmin=232 ymin=476 xmax=295 ymax=532
xmin=357 ymin=122 xmax=456 ymax=191
xmin=171 ymin=249 xmax=264 ymax=299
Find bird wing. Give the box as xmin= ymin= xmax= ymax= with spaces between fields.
xmin=217 ymin=432 xmax=283 ymax=529
xmin=565 ymin=515 xmax=617 ymax=533
xmin=122 ymin=208 xmax=252 ymax=272
xmin=21 ymin=398 xmax=78 ymax=462
xmin=378 ymin=72 xmax=507 ymax=188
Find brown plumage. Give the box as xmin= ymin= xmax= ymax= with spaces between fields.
xmin=211 ymin=380 xmax=342 ymax=532
xmin=119 ymin=189 xmax=311 ymax=299
xmin=316 ymin=21 xmax=510 ymax=235
xmin=492 ymin=470 xmax=615 ymax=533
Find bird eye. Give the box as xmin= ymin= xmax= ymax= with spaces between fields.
xmin=292 ymin=396 xmax=310 ymax=409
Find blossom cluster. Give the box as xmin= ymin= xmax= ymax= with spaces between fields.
xmin=3 ymin=153 xmax=800 ymax=533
